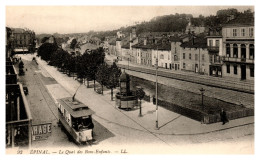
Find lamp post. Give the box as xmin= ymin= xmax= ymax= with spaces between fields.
xmin=155 ymin=47 xmax=159 ymax=130
xmin=128 ymin=57 xmax=129 ymax=70
xmin=199 ymin=88 xmax=205 ymax=110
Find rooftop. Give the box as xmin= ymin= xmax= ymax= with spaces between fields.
xmin=180 ymin=36 xmax=207 ymax=49
xmin=57 ymin=97 xmax=95 ymax=118
xmin=169 ymin=35 xmax=182 ymax=42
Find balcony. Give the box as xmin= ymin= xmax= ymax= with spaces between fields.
xmin=222 ymin=56 xmax=254 ymax=64
xmin=210 ymin=59 xmax=221 ymax=64
xmin=207 ymin=46 xmax=219 ymax=53
xmin=6 ymin=65 xmax=18 ymax=84
xmin=6 ymin=84 xmax=32 ymax=148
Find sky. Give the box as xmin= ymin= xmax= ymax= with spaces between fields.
xmin=6 ymin=6 xmax=254 ymax=34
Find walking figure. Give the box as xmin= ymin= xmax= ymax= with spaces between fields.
xmin=220 ymin=108 xmax=229 ymax=125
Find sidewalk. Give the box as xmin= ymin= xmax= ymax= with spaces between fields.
xmin=24 ymin=54 xmax=254 ymax=136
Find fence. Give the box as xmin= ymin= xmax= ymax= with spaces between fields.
xmin=142 ymin=94 xmax=254 ymax=124
xmin=203 ymin=108 xmax=254 ymax=124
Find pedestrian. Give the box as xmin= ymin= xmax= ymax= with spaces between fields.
xmin=220 ymin=108 xmax=229 ymax=125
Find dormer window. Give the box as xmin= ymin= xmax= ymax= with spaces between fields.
xmin=249 ymin=28 xmax=254 ymax=37
xmin=233 ymin=29 xmax=237 ymax=37
xmin=241 ymin=28 xmax=245 ymax=36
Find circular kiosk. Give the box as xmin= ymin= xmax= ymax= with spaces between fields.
xmin=115 ymin=72 xmax=137 ymax=110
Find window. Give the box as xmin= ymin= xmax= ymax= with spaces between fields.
xmin=249 ymin=44 xmax=254 ymax=59
xmin=195 ymin=54 xmax=198 ymax=61
xmin=209 ymin=40 xmax=213 ymax=46
xmin=183 ymin=63 xmax=186 ymax=69
xmin=174 ymin=55 xmax=177 ymax=61
xmin=227 ymin=64 xmax=230 ymax=73
xmin=183 ymin=53 xmax=185 ymax=59
xmin=241 ymin=28 xmax=245 ymax=36
xmin=210 ymin=55 xmax=213 ymax=63
xmin=202 ymin=54 xmax=205 ymax=61
xmin=216 ymin=40 xmax=219 ymax=47
xmin=160 ymin=54 xmax=164 ymax=59
xmin=234 ymin=65 xmax=237 ymax=75
xmin=250 ymin=67 xmax=254 ymax=77
xmin=241 ymin=44 xmax=246 ymax=58
xmin=249 ymin=28 xmax=254 ymax=37
xmin=189 ymin=53 xmax=191 ymax=60
xmin=226 ymin=44 xmax=230 ymax=57
xmin=233 ymin=29 xmax=237 ymax=37
xmin=233 ymin=44 xmax=238 ymax=58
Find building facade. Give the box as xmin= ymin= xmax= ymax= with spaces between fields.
xmin=207 ymin=28 xmax=223 ymax=77
xmin=11 ymin=28 xmax=35 ymax=53
xmin=170 ymin=36 xmax=182 ymax=70
xmin=222 ymin=24 xmax=254 ymax=81
xmin=180 ymin=37 xmax=210 ymax=74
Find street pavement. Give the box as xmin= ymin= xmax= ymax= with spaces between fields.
xmin=18 ymin=54 xmax=254 ymax=154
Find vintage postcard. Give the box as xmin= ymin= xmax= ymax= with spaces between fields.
xmin=5 ymin=5 xmax=255 ymax=156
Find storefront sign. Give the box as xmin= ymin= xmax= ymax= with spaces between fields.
xmin=31 ymin=123 xmax=52 ymax=141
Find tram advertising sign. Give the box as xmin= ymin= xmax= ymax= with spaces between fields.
xmin=31 ymin=123 xmax=52 ymax=141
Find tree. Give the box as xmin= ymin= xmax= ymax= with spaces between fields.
xmin=216 ymin=8 xmax=238 ymax=17
xmin=96 ymin=64 xmax=109 ymax=94
xmin=37 ymin=42 xmax=58 ymax=62
xmin=70 ymin=38 xmax=79 ymax=51
xmin=106 ymin=62 xmax=121 ymax=100
xmin=18 ymin=60 xmax=24 ymax=75
xmin=81 ymin=51 xmax=91 ymax=87
xmin=136 ymin=87 xmax=145 ymax=117
xmin=87 ymin=47 xmax=105 ymax=90
xmin=41 ymin=37 xmax=50 ymax=43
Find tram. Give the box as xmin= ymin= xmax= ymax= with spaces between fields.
xmin=57 ymin=97 xmax=95 ymax=145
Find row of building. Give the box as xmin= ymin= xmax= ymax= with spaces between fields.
xmin=6 ymin=27 xmax=36 ymax=57
xmin=106 ymin=15 xmax=254 ymax=81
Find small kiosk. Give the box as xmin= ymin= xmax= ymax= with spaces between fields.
xmin=115 ymin=72 xmax=137 ymax=110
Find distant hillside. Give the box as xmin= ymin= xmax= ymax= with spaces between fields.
xmin=35 ymin=8 xmax=253 ymax=43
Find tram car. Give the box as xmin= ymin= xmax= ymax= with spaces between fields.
xmin=57 ymin=97 xmax=95 ymax=145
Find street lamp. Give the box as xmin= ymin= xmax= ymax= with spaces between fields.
xmin=128 ymin=57 xmax=129 ymax=70
xmin=199 ymin=88 xmax=205 ymax=110
xmin=155 ymin=47 xmax=159 ymax=130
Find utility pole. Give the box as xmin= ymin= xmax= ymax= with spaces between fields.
xmin=155 ymin=47 xmax=159 ymax=130
xmin=200 ymin=88 xmax=205 ymax=111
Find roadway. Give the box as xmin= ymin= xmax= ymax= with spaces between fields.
xmin=15 ymin=54 xmax=254 ymax=154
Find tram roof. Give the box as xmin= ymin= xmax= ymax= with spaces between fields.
xmin=57 ymin=97 xmax=94 ymax=118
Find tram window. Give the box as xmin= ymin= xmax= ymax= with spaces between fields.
xmin=71 ymin=116 xmax=94 ymax=131
xmin=82 ymin=117 xmax=94 ymax=129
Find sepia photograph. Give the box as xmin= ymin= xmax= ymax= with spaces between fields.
xmin=3 ymin=2 xmax=256 ymax=157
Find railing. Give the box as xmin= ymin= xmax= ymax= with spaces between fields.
xmin=6 ymin=65 xmax=18 ymax=84
xmin=6 ymin=83 xmax=32 ymax=148
xmin=116 ymin=63 xmax=254 ymax=94
xmin=207 ymin=46 xmax=219 ymax=52
xmin=223 ymin=56 xmax=254 ymax=64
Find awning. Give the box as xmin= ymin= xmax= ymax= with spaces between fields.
xmin=14 ymin=48 xmax=29 ymax=52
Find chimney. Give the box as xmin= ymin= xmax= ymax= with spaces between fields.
xmin=192 ymin=35 xmax=195 ymax=45
xmin=132 ymin=27 xmax=136 ymax=38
